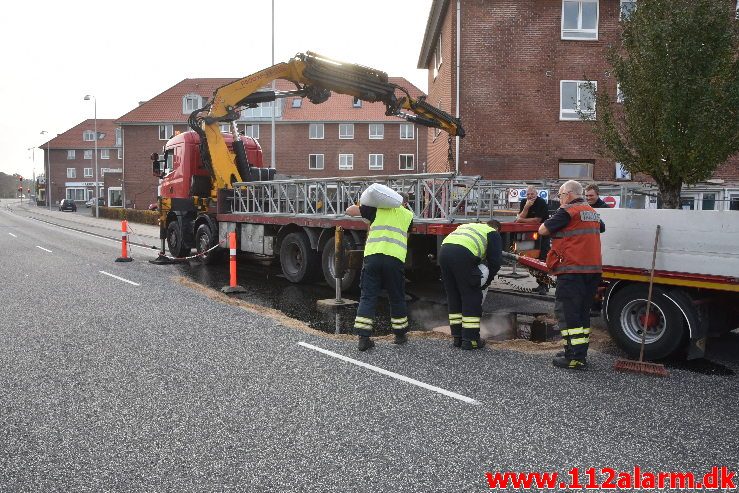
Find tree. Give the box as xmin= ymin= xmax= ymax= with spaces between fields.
xmin=584 ymin=0 xmax=739 ymax=208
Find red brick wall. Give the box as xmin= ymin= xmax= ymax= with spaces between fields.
xmin=46 ymin=147 xmax=123 ymax=205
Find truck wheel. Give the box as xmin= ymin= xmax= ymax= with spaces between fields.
xmin=280 ymin=232 xmax=319 ymax=283
xmin=195 ymin=223 xmax=223 ymax=265
xmin=167 ymin=221 xmax=190 ymax=259
xmin=606 ymin=284 xmax=686 ymax=360
xmin=321 ymin=237 xmax=360 ymax=292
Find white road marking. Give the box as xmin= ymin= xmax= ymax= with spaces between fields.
xmin=27 ymin=217 xmax=156 ymax=253
xmin=298 ymin=342 xmax=480 ymax=405
xmin=99 ymin=270 xmax=140 ymax=286
xmin=36 ymin=246 xmax=52 ymax=252
xmin=8 ymin=232 xmax=17 ymax=237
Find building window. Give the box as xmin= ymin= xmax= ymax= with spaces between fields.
xmin=292 ymin=98 xmax=302 ymax=108
xmin=352 ymin=97 xmax=362 ymax=108
xmin=67 ymin=150 xmax=76 ymax=160
xmin=400 ymin=123 xmax=414 ymax=140
xmin=339 ymin=154 xmax=354 ymax=170
xmin=559 ymin=162 xmax=593 ymax=179
xmin=309 ymin=154 xmax=324 ymax=170
xmin=101 ymin=149 xmax=110 ymax=160
xmin=242 ymin=101 xmax=281 ymax=118
xmin=84 ymin=150 xmax=93 ymax=160
xmin=66 ymin=188 xmax=86 ymax=201
xmin=66 ymin=168 xmax=76 ymax=178
xmin=84 ymin=168 xmax=93 ymax=177
xmin=560 ymin=80 xmax=597 ymax=120
xmin=219 ymin=123 xmax=230 ymax=133
xmin=369 ymin=124 xmax=384 ymax=139
xmin=118 ymin=148 xmax=123 ymax=160
xmin=159 ymin=124 xmax=173 ymax=140
xmin=399 ymin=154 xmax=415 ymax=171
xmin=433 ymin=33 xmax=443 ymax=79
xmin=108 ymin=187 xmax=123 ymax=208
xmin=244 ymin=124 xmax=259 ymax=139
xmin=83 ymin=130 xmax=95 ymax=141
xmin=615 ymin=161 xmax=631 ymax=180
xmin=339 ymin=123 xmax=354 ymax=139
xmin=115 ymin=127 xmax=122 ymax=147
xmin=701 ymin=193 xmax=717 ymax=211
xmin=309 ymin=123 xmax=324 ymax=139
xmin=620 ymin=0 xmax=636 ymax=20
xmin=729 ymin=194 xmax=739 ymax=211
xmin=182 ymin=94 xmax=202 ymax=114
xmin=369 ymin=154 xmax=384 ymax=171
xmin=561 ymin=0 xmax=599 ymax=40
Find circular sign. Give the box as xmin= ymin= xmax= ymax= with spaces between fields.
xmin=603 ymin=196 xmax=617 ymax=208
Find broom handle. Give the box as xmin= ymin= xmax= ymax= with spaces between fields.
xmin=639 ymin=225 xmax=661 ymax=363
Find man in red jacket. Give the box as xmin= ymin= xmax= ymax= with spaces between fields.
xmin=538 ymin=180 xmax=605 ymax=370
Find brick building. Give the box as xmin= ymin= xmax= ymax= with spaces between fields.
xmin=417 ymin=0 xmax=738 ymax=208
xmin=39 ymin=119 xmax=123 ymax=208
xmin=115 ymin=77 xmax=428 ymax=209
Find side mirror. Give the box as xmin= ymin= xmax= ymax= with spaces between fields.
xmin=151 ymin=153 xmax=164 ymax=178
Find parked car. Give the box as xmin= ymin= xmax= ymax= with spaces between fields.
xmin=85 ymin=197 xmax=105 ymax=208
xmin=59 ymin=199 xmax=77 ymax=212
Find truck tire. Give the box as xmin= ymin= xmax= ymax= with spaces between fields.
xmin=321 ymin=237 xmax=360 ymax=292
xmin=167 ymin=221 xmax=190 ymax=259
xmin=195 ymin=223 xmax=224 ymax=265
xmin=606 ymin=284 xmax=686 ymax=360
xmin=280 ymin=232 xmax=320 ymax=283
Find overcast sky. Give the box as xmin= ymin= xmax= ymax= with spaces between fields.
xmin=1 ymin=0 xmax=433 ymax=179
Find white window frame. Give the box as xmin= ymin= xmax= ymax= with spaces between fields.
xmin=219 ymin=123 xmax=230 ymax=133
xmin=292 ymin=98 xmax=302 ymax=108
xmin=244 ymin=124 xmax=259 ymax=139
xmin=100 ymin=149 xmax=110 ymax=160
xmin=159 ymin=124 xmax=174 ymax=141
xmin=369 ymin=124 xmax=384 ymax=140
xmin=561 ymin=0 xmax=599 ymax=40
xmin=399 ymin=154 xmax=415 ymax=171
xmin=620 ymin=0 xmax=636 ymax=20
xmin=352 ymin=97 xmax=362 ymax=108
xmin=558 ymin=162 xmax=593 ymax=180
xmin=84 ymin=168 xmax=93 ymax=178
xmin=115 ymin=127 xmax=122 ymax=146
xmin=242 ymin=101 xmax=281 ymax=118
xmin=182 ymin=93 xmax=202 ymax=114
xmin=369 ymin=154 xmax=384 ymax=171
xmin=108 ymin=187 xmax=123 ymax=208
xmin=83 ymin=130 xmax=95 ymax=142
xmin=339 ymin=123 xmax=354 ymax=139
xmin=66 ymin=187 xmax=86 ymax=201
xmin=338 ymin=154 xmax=354 ymax=171
xmin=66 ymin=168 xmax=76 ymax=179
xmin=309 ymin=154 xmax=324 ymax=170
xmin=309 ymin=123 xmax=324 ymax=140
xmin=117 ymin=148 xmax=123 ymax=160
xmin=560 ymin=80 xmax=597 ymax=120
xmin=83 ymin=150 xmax=93 ymax=160
xmin=399 ymin=123 xmax=414 ymax=140
xmin=433 ymin=33 xmax=443 ymax=79
xmin=67 ymin=150 xmax=76 ymax=160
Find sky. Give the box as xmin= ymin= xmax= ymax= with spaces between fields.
xmin=0 ymin=0 xmax=433 ymax=179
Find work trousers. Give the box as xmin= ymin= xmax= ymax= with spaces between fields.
xmin=554 ymin=273 xmax=602 ymax=360
xmin=353 ymin=254 xmax=408 ymax=337
xmin=439 ymin=244 xmax=484 ymax=341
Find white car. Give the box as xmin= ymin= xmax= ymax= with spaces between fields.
xmin=85 ymin=197 xmax=104 ymax=208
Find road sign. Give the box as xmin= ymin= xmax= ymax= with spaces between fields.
xmin=603 ymin=195 xmax=620 ymax=208
xmin=508 ymin=188 xmax=549 ymax=203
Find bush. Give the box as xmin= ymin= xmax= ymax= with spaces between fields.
xmin=92 ymin=206 xmax=159 ymax=225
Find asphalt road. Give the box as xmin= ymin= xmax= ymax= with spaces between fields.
xmin=1 ymin=200 xmax=738 ymax=492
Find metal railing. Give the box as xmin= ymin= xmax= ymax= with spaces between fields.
xmin=230 ymin=173 xmax=532 ymax=222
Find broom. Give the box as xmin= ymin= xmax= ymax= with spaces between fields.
xmin=613 ymin=225 xmax=669 ymax=377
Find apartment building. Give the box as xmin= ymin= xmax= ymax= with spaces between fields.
xmin=417 ymin=0 xmax=739 ymax=208
xmin=115 ymin=77 xmax=428 ymax=209
xmin=39 ymin=119 xmax=123 ymax=207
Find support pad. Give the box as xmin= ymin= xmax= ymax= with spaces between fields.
xmin=317 ymin=298 xmax=358 ymax=307
xmin=222 ymin=285 xmax=247 ymax=294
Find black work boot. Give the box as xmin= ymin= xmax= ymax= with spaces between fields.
xmin=552 ymin=356 xmax=587 ymax=370
xmin=461 ymin=339 xmax=486 ymax=350
xmin=392 ymin=330 xmax=408 ymax=345
xmin=358 ymin=336 xmax=375 ymax=352
xmin=452 ymin=337 xmax=462 ymax=348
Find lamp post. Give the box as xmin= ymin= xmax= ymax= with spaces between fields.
xmin=84 ymin=94 xmax=99 ymax=218
xmin=40 ymin=130 xmax=49 ymax=210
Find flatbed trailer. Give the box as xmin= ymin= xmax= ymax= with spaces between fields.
xmin=166 ymin=172 xmax=543 ymax=291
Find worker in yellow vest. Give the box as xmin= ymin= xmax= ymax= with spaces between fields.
xmin=439 ymin=220 xmax=502 ymax=350
xmin=346 ymin=194 xmax=414 ymax=351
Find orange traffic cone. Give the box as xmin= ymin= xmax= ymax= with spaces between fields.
xmin=115 ymin=220 xmax=133 ymax=262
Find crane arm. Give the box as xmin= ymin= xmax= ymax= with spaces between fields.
xmin=191 ymin=51 xmax=465 ymax=193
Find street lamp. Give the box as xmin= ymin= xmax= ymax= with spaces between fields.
xmin=84 ymin=94 xmax=99 ymax=218
xmin=40 ymin=130 xmax=49 ymax=210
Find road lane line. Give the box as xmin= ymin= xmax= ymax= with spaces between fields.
xmin=36 ymin=246 xmax=52 ymax=252
xmin=8 ymin=232 xmax=17 ymax=237
xmin=298 ymin=342 xmax=480 ymax=405
xmin=99 ymin=270 xmax=140 ymax=286
xmin=27 ymin=217 xmax=157 ymax=253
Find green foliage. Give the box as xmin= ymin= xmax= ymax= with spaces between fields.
xmin=586 ymin=0 xmax=739 ymax=208
xmin=93 ymin=206 xmax=159 ymax=225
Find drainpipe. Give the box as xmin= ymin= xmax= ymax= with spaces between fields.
xmin=455 ymin=0 xmax=461 ymax=175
